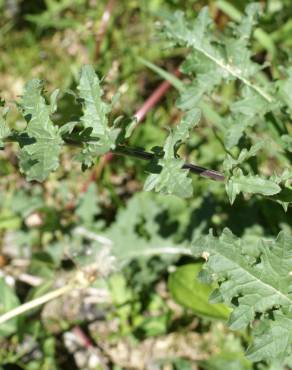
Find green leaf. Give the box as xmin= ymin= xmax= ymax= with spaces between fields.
xmin=162 ymin=6 xmax=275 ymax=153
xmin=144 ymin=109 xmax=201 ymax=198
xmin=76 ymin=183 xmax=100 ymax=224
xmin=178 ymin=52 xmax=223 ymax=110
xmin=0 ymin=278 xmax=20 ymax=337
xmin=29 ymin=252 xmax=56 ymax=279
xmin=166 ymin=108 xmax=201 ymax=157
xmin=138 ymin=313 xmax=169 ymax=337
xmin=271 ymin=187 xmax=292 ymax=203
xmin=225 ymin=85 xmax=278 ymax=150
xmin=105 ymin=192 xmax=190 ymax=263
xmin=172 ymin=359 xmax=194 ymax=370
xmin=281 ymin=134 xmax=292 ymax=152
xmin=223 ymin=141 xmax=266 ymax=172
xmin=230 ymin=87 xmax=270 ymax=117
xmin=77 ymin=65 xmax=120 ymax=161
xmin=192 ymin=229 xmax=292 ymax=361
xmin=246 ymin=312 xmax=292 ymax=362
xmin=199 ymin=352 xmax=252 ymax=370
xmin=277 ymin=67 xmax=292 ymax=117
xmin=235 ymin=3 xmax=261 ymax=40
xmin=163 ymin=7 xmax=272 ymax=103
xmin=0 ymin=108 xmax=11 ymax=149
xmin=49 ymin=88 xmax=60 ymax=114
xmin=168 ymin=263 xmax=231 ymax=320
xmin=11 ymin=188 xmax=44 ymax=218
xmin=144 ymin=158 xmax=193 ymax=198
xmin=18 ymin=79 xmax=63 ymax=181
xmin=224 ymin=116 xmax=252 ymax=150
xmin=0 ymin=211 xmax=21 ymax=230
xmin=226 ymin=169 xmax=281 ymax=204
xmin=269 ymin=169 xmax=292 ymax=209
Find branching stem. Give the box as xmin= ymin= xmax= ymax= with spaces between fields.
xmin=114 ymin=145 xmax=225 ymax=181
xmin=5 ymin=134 xmax=224 ymax=182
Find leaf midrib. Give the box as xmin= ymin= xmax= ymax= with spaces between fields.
xmin=210 ymin=243 xmax=292 ymax=307
xmin=179 ymin=33 xmax=273 ymax=103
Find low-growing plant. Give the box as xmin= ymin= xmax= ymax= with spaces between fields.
xmin=0 ymin=2 xmax=292 ymax=368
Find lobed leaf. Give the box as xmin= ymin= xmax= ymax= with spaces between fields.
xmin=0 ymin=108 xmax=10 ymax=149
xmin=144 ymin=108 xmax=201 ymax=198
xmin=226 ymin=169 xmax=281 ymax=204
xmin=18 ymin=79 xmax=63 ymax=181
xmin=223 ymin=141 xmax=266 ymax=172
xmin=144 ymin=158 xmax=193 ymax=198
xmin=77 ymin=65 xmax=120 ymax=166
xmin=162 ymin=5 xmax=276 ymax=154
xmin=192 ymin=229 xmax=292 ymax=361
xmin=163 ymin=6 xmax=271 ymax=102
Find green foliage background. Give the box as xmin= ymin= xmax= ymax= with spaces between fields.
xmin=0 ymin=0 xmax=291 ymax=369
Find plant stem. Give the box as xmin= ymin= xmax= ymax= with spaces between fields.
xmin=113 ymin=145 xmax=225 ymax=181
xmin=4 ymin=134 xmax=224 ymax=182
xmin=91 ymin=66 xmax=182 ymax=184
xmin=0 ymin=284 xmax=74 ymax=325
xmin=0 ymin=241 xmax=192 ymax=327
xmin=134 ymin=68 xmax=181 ymax=122
xmin=95 ymin=0 xmax=115 ymax=59
xmin=72 ymin=326 xmax=94 ymax=348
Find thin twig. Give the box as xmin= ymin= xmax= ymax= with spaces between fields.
xmin=0 ymin=284 xmax=73 ymax=325
xmin=72 ymin=326 xmax=94 ymax=349
xmin=5 ymin=134 xmax=224 ymax=182
xmin=114 ymin=145 xmax=225 ymax=182
xmin=134 ymin=68 xmax=181 ymax=123
xmin=95 ymin=0 xmax=115 ymax=60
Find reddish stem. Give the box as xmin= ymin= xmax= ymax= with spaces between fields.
xmin=82 ymin=67 xmax=181 ymax=191
xmin=98 ymin=68 xmax=181 ymax=168
xmin=72 ymin=326 xmax=93 ymax=349
xmin=134 ymin=68 xmax=181 ymax=123
xmin=95 ymin=0 xmax=116 ymax=60
xmin=81 ymin=165 xmax=99 ymax=193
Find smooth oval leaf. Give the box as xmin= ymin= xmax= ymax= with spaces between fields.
xmin=168 ymin=263 xmax=231 ymax=320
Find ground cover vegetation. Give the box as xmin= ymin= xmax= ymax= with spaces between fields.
xmin=0 ymin=0 xmax=292 ymax=369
